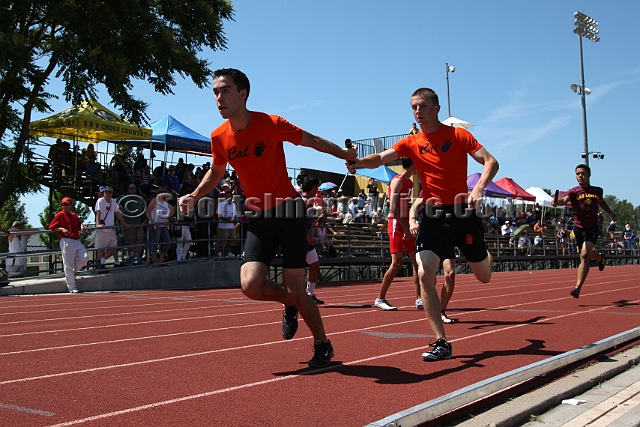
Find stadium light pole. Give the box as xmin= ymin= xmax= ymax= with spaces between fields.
xmin=445 ymin=63 xmax=455 ymax=117
xmin=573 ymin=11 xmax=600 ymax=166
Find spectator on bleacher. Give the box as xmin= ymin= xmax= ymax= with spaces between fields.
xmin=146 ymin=187 xmax=175 ymax=263
xmin=518 ymin=230 xmax=533 ymax=256
xmin=315 ymin=216 xmax=338 ymax=257
xmin=58 ymin=140 xmax=72 ymax=177
xmin=181 ymin=166 xmax=194 ymax=188
xmin=348 ymin=198 xmax=363 ymax=222
xmin=95 ymin=186 xmax=129 ymax=269
xmin=175 ymin=158 xmax=186 ymax=180
xmin=133 ymin=151 xmax=146 ymax=174
xmin=500 ymin=220 xmax=512 ymax=236
xmin=371 ymin=207 xmax=385 ymax=227
xmin=556 ymin=224 xmax=568 ymax=255
xmin=487 ymin=214 xmax=499 ymax=233
xmin=162 ymin=165 xmax=180 ymax=194
xmin=357 ymin=190 xmax=366 ymax=209
xmin=367 ymin=178 xmax=379 ymax=209
xmin=363 ymin=199 xmax=373 ymax=223
xmin=534 ymin=203 xmax=542 ymax=224
xmin=534 ymin=232 xmax=544 ymax=248
xmin=296 ymin=168 xmax=307 ymax=187
xmin=216 ymin=190 xmax=237 ymax=257
xmin=607 ymin=219 xmax=617 ymax=240
xmin=525 ymin=209 xmax=535 ymax=226
xmin=382 ymin=198 xmax=390 ymax=219
xmin=533 ymin=219 xmax=546 ymax=235
xmin=153 ymin=161 xmax=167 ymax=180
xmin=85 ymin=154 xmax=102 ymax=181
xmin=138 ymin=162 xmax=152 ymax=197
xmin=624 ymin=227 xmax=636 ymax=255
xmin=117 ymin=183 xmax=146 ymax=264
xmin=6 ymin=221 xmax=35 ymax=278
xmin=111 ymin=155 xmax=131 ymax=189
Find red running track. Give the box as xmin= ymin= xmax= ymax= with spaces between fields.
xmin=1 ymin=265 xmax=639 ymax=426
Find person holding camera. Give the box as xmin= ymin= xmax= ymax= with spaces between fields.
xmin=95 ymin=186 xmax=129 ymax=269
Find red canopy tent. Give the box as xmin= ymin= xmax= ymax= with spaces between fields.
xmin=494 ymin=177 xmax=536 ymax=202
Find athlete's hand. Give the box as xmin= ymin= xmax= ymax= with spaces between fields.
xmin=345 ymin=158 xmax=359 ymax=174
xmin=179 ymin=194 xmax=195 ymax=215
xmin=403 ymin=228 xmax=411 ymax=241
xmin=468 ymin=188 xmax=483 ymax=210
xmin=409 ymin=218 xmax=420 ymax=238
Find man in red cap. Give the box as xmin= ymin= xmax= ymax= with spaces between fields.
xmin=49 ymin=197 xmax=89 ymax=293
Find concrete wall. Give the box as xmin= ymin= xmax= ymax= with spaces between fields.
xmin=0 ymin=259 xmax=241 ymax=296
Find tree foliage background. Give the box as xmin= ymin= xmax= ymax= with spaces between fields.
xmin=0 ymin=0 xmax=234 ymax=209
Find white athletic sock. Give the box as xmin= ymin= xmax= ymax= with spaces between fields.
xmin=100 ymin=258 xmax=106 ymax=265
xmin=307 ymin=281 xmax=316 ymax=296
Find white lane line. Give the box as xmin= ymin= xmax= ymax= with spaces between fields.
xmin=5 ymin=297 xmax=638 ymax=386
xmin=0 ymin=401 xmax=55 ymax=416
xmin=42 ymin=299 xmax=640 ymax=427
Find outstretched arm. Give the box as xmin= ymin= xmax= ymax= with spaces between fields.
xmin=179 ymin=163 xmax=226 ymax=214
xmin=299 ymin=131 xmax=357 ymax=161
xmin=347 ymin=148 xmax=399 ymax=173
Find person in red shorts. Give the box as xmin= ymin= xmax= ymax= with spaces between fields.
xmin=552 ymin=164 xmax=617 ymax=298
xmin=179 ymin=68 xmax=356 ymax=368
xmin=348 ymin=87 xmax=499 ymax=361
xmin=373 ymin=157 xmax=422 ymax=311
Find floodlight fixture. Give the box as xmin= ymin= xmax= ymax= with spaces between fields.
xmin=572 ymin=11 xmax=600 ymax=166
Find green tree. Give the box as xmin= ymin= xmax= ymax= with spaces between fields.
xmin=604 ymin=195 xmax=638 ymax=231
xmin=38 ymin=191 xmax=92 ymax=248
xmin=0 ymin=0 xmax=234 ymax=209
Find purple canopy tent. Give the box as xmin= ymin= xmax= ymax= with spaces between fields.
xmin=467 ymin=173 xmax=512 ymax=198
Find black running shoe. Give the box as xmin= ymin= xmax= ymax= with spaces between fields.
xmin=308 ymin=340 xmax=334 ymax=368
xmin=421 ymin=338 xmax=452 ymax=361
xmin=598 ymin=252 xmax=605 ymax=271
xmin=570 ymin=288 xmax=581 ymax=298
xmin=282 ymin=305 xmax=298 ymax=340
xmin=311 ymin=295 xmax=325 ymax=305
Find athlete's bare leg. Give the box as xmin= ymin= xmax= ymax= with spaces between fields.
xmin=240 ymin=261 xmax=327 ymax=341
xmin=440 ymin=258 xmax=456 ymax=311
xmin=408 ymin=251 xmax=420 ymax=299
xmin=377 ymin=252 xmax=404 ymax=300
xmin=574 ymin=241 xmax=602 ymax=292
xmin=467 ymin=250 xmax=493 ymax=284
xmin=416 ymin=250 xmax=445 ymax=340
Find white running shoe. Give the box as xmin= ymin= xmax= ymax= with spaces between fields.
xmin=374 ymin=299 xmax=397 ymax=311
xmin=415 ymin=299 xmax=424 ymax=310
xmin=441 ymin=313 xmax=458 ymax=324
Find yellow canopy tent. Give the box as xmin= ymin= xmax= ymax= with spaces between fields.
xmin=29 ymin=99 xmax=151 ymax=143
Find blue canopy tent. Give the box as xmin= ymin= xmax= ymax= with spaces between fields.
xmin=150 ymin=115 xmax=210 ymax=155
xmin=356 ymin=165 xmax=398 ymax=185
xmin=110 ymin=115 xmax=210 ymax=154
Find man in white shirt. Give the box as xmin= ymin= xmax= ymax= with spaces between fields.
xmin=216 ymin=191 xmax=237 ymax=257
xmin=95 ymin=186 xmax=129 ymax=269
xmin=500 ymin=220 xmax=511 ymax=236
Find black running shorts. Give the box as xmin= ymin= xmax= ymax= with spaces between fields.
xmin=416 ymin=203 xmax=488 ymax=263
xmin=242 ymin=199 xmax=308 ymax=269
xmin=573 ymin=225 xmax=599 ymax=250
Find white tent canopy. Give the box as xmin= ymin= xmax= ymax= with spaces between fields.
xmin=513 ymin=186 xmax=565 ymax=209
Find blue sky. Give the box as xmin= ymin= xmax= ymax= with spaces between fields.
xmin=23 ymin=0 xmax=640 ymax=224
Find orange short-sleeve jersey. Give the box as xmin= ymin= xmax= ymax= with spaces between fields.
xmin=210 ymin=112 xmax=303 ymax=210
xmin=392 ymin=125 xmax=482 ymax=205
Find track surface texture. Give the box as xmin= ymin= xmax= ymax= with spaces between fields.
xmin=1 ymin=265 xmax=639 ymax=426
